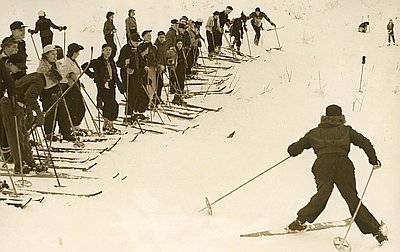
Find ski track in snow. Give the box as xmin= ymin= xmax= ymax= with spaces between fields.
xmin=0 ymin=0 xmax=399 ymax=251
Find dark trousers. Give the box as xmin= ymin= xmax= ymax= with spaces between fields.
xmin=206 ymin=31 xmax=216 ymax=54
xmin=297 ymin=155 xmax=380 ymax=235
xmin=0 ymin=98 xmax=34 ymax=168
xmin=41 ymin=35 xmax=53 ymax=48
xmin=156 ymin=72 xmax=164 ymax=98
xmin=104 ymin=34 xmax=117 ymax=59
xmin=41 ymin=85 xmax=71 ymax=136
xmin=186 ymin=47 xmax=195 ymax=76
xmin=97 ymin=86 xmax=118 ymax=120
xmin=251 ymin=22 xmax=262 ymax=43
xmin=169 ymin=66 xmax=185 ymax=95
xmin=388 ymin=32 xmax=395 ymax=43
xmin=64 ymin=83 xmax=85 ymax=126
xmin=214 ymin=31 xmax=223 ymax=47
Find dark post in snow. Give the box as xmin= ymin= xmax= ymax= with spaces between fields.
xmin=358 ymin=55 xmax=366 ymax=92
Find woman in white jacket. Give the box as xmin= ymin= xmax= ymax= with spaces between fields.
xmin=60 ymin=43 xmax=86 ymax=133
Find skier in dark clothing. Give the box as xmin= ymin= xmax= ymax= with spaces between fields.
xmin=387 ymin=19 xmax=396 ymax=45
xmin=5 ymin=21 xmax=28 ymax=63
xmin=154 ymin=31 xmax=166 ymax=104
xmin=247 ymin=7 xmax=276 ymax=45
xmin=218 ymin=6 xmax=233 ymax=48
xmin=82 ymin=44 xmax=122 ymax=133
xmin=165 ymin=19 xmax=179 ymax=50
xmin=229 ymin=12 xmax=247 ymax=52
xmin=169 ymin=39 xmax=187 ymax=105
xmin=286 ymin=104 xmax=388 ymax=245
xmin=28 ymin=10 xmax=66 ymax=48
xmin=103 ymin=11 xmax=117 ymax=59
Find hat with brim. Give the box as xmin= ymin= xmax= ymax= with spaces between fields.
xmin=68 ymin=43 xmax=84 ymax=54
xmin=141 ymin=30 xmax=152 ymax=38
xmin=8 ymin=54 xmax=27 ymax=69
xmin=130 ymin=33 xmax=142 ymax=42
xmin=10 ymin=21 xmax=27 ymax=31
xmin=43 ymin=44 xmax=58 ymax=54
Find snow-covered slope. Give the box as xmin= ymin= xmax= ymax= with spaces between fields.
xmin=0 ymin=0 xmax=399 ymax=251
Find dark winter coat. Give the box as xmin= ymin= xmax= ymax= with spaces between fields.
xmin=103 ymin=20 xmax=115 ymax=36
xmin=165 ymin=27 xmax=178 ymax=50
xmin=231 ymin=17 xmax=244 ymax=38
xmin=387 ymin=22 xmax=394 ymax=33
xmin=117 ymin=42 xmax=139 ymax=90
xmin=219 ymin=10 xmax=230 ymax=28
xmin=0 ymin=59 xmax=15 ymax=98
xmin=154 ymin=38 xmax=167 ymax=66
xmin=288 ymin=115 xmax=378 ymax=165
xmin=32 ymin=17 xmax=61 ymax=37
xmin=82 ymin=55 xmax=121 ymax=90
xmin=14 ymin=72 xmax=45 ymax=111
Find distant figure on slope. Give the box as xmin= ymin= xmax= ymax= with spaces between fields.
xmin=125 ymin=9 xmax=138 ymax=42
xmin=103 ymin=11 xmax=117 ymax=59
xmin=387 ymin=19 xmax=396 ymax=46
xmin=246 ymin=7 xmax=276 ymax=45
xmin=29 ymin=10 xmax=66 ymax=48
xmin=358 ymin=21 xmax=369 ymax=33
xmin=286 ymin=104 xmax=388 ymax=245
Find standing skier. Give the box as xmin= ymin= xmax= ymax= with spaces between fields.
xmin=218 ymin=6 xmax=233 ymax=48
xmin=229 ymin=12 xmax=247 ymax=52
xmin=60 ymin=43 xmax=86 ymax=133
xmin=154 ymin=31 xmax=166 ymax=105
xmin=103 ymin=11 xmax=117 ymax=59
xmin=286 ymin=104 xmax=388 ymax=245
xmin=125 ymin=9 xmax=138 ymax=42
xmin=247 ymin=7 xmax=276 ymax=45
xmin=205 ymin=11 xmax=222 ymax=58
xmin=170 ymin=39 xmax=187 ymax=105
xmin=165 ymin=19 xmax=179 ymax=50
xmin=387 ymin=19 xmax=396 ymax=46
xmin=82 ymin=44 xmax=121 ymax=133
xmin=5 ymin=21 xmax=28 ymax=63
xmin=28 ymin=10 xmax=66 ymax=48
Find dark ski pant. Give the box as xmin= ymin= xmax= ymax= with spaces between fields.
xmin=104 ymin=34 xmax=117 ymax=59
xmin=0 ymin=98 xmax=34 ymax=169
xmin=297 ymin=155 xmax=380 ymax=235
xmin=186 ymin=47 xmax=195 ymax=76
xmin=97 ymin=86 xmax=118 ymax=121
xmin=388 ymin=32 xmax=395 ymax=43
xmin=169 ymin=66 xmax=185 ymax=95
xmin=41 ymin=85 xmax=72 ymax=136
xmin=206 ymin=31 xmax=216 ymax=54
xmin=156 ymin=72 xmax=164 ymax=98
xmin=41 ymin=35 xmax=53 ymax=48
xmin=63 ymin=83 xmax=85 ymax=126
xmin=251 ymin=22 xmax=262 ymax=43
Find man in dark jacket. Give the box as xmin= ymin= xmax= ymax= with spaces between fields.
xmin=217 ymin=6 xmax=233 ymax=48
xmin=4 ymin=21 xmax=28 ymax=63
xmin=286 ymin=104 xmax=388 ymax=245
xmin=28 ymin=10 xmax=66 ymax=48
xmin=247 ymin=7 xmax=276 ymax=45
xmin=154 ymin=31 xmax=166 ymax=104
xmin=82 ymin=44 xmax=122 ymax=133
xmin=165 ymin=19 xmax=179 ymax=50
xmin=1 ymin=56 xmax=45 ymax=173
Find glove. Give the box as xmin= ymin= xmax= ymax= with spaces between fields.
xmin=372 ymin=159 xmax=382 ymax=169
xmin=28 ymin=29 xmax=34 ymax=34
xmin=63 ymin=26 xmax=67 ymax=30
xmin=34 ymin=109 xmax=45 ymax=127
xmin=287 ymin=143 xmax=302 ymax=157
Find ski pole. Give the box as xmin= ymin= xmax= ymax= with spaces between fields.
xmin=274 ymin=27 xmax=282 ymax=49
xmin=115 ymin=31 xmax=122 ymax=49
xmin=333 ymin=165 xmax=379 ymax=252
xmin=30 ymin=33 xmax=40 ymax=60
xmin=358 ymin=56 xmax=366 ymax=92
xmin=245 ymin=29 xmax=252 ymax=56
xmin=199 ymin=156 xmax=291 ymax=215
xmin=63 ymin=29 xmax=67 ymax=58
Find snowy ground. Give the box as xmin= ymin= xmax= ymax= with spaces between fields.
xmin=1 ymin=0 xmax=399 ymax=251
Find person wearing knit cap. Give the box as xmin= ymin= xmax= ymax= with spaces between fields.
xmin=205 ymin=11 xmax=222 ymax=57
xmin=28 ymin=10 xmax=66 ymax=48
xmin=286 ymin=104 xmax=388 ymax=245
xmin=103 ymin=11 xmax=117 ymax=59
xmin=246 ymin=7 xmax=276 ymax=45
xmin=60 ymin=43 xmax=86 ymax=132
xmin=125 ymin=9 xmax=138 ymax=43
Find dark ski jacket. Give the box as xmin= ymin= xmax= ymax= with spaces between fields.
xmin=230 ymin=17 xmax=244 ymax=38
xmin=31 ymin=17 xmax=62 ymax=37
xmin=287 ymin=115 xmax=378 ymax=165
xmin=154 ymin=38 xmax=167 ymax=66
xmin=0 ymin=59 xmax=15 ymax=98
xmin=387 ymin=22 xmax=394 ymax=33
xmin=116 ymin=41 xmax=139 ymax=89
xmin=219 ymin=10 xmax=230 ymax=29
xmin=247 ymin=11 xmax=274 ymax=28
xmin=14 ymin=72 xmax=45 ymax=111
xmin=82 ymin=55 xmax=121 ymax=90
xmin=165 ymin=27 xmax=178 ymax=50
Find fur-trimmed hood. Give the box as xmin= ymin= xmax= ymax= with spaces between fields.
xmin=318 ymin=115 xmax=346 ymax=128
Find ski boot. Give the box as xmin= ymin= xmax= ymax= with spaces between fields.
xmin=288 ymin=218 xmax=307 ymax=231
xmin=374 ymin=221 xmax=388 ymax=245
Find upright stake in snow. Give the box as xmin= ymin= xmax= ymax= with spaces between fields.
xmin=274 ymin=27 xmax=282 ymax=49
xmin=30 ymin=33 xmax=40 ymax=60
xmin=358 ymin=56 xmax=366 ymax=92
xmin=333 ymin=165 xmax=379 ymax=252
xmin=199 ymin=156 xmax=291 ymax=215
